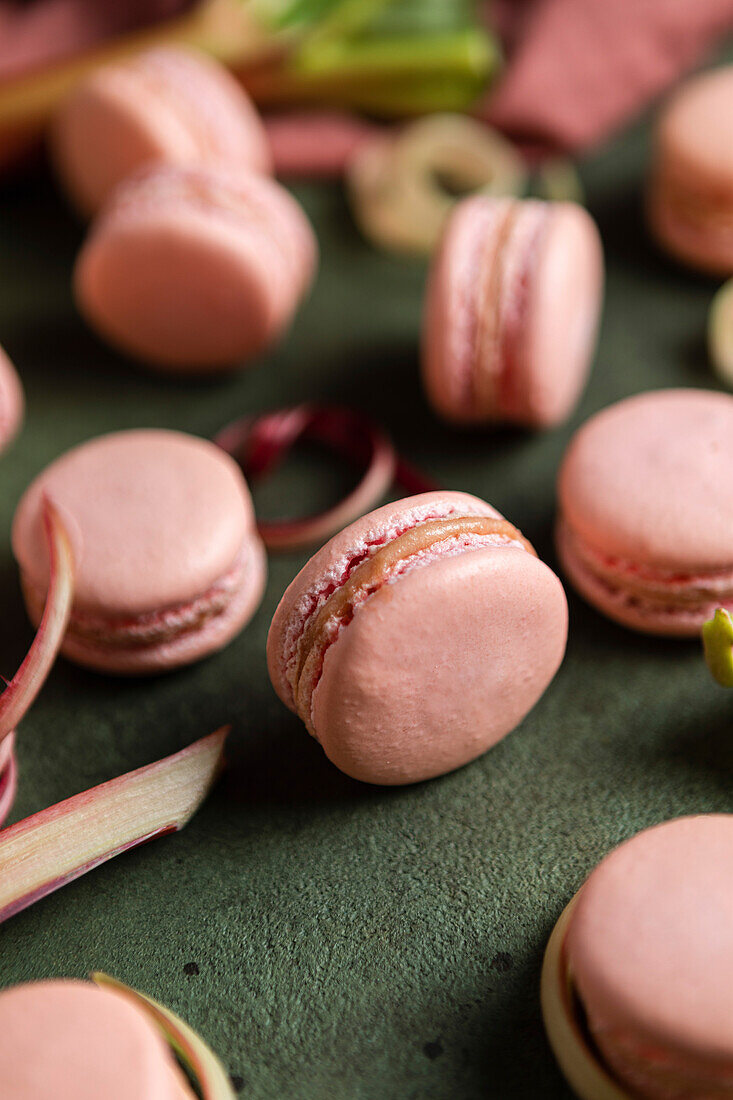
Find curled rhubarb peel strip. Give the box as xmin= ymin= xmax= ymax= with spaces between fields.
xmin=216 ymin=405 xmax=439 ymax=552
xmin=541 ymin=897 xmax=631 ymax=1100
xmin=702 ymin=609 xmax=733 ymax=687
xmin=0 ymin=728 xmax=228 ymax=924
xmin=92 ymin=974 xmax=236 ymax=1100
xmin=0 ymin=496 xmax=75 ymax=747
xmin=0 ymin=734 xmax=17 ymax=828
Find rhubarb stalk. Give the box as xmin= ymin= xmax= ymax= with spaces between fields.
xmin=0 ymin=733 xmax=17 ymax=828
xmin=0 ymin=496 xmax=74 ymax=745
xmin=0 ymin=497 xmax=75 ymax=825
xmin=0 ymin=728 xmax=227 ymax=923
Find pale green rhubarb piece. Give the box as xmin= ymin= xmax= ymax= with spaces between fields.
xmin=0 ymin=729 xmax=227 ymax=922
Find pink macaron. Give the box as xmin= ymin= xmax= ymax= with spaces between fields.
xmin=52 ymin=45 xmax=272 ymax=217
xmin=267 ymin=490 xmax=568 ymax=785
xmin=561 ymin=815 xmax=733 ymax=1099
xmin=74 ymin=162 xmax=317 ymax=372
xmin=557 ymin=388 xmax=733 ymax=637
xmin=0 ymin=343 xmax=23 ymax=453
xmin=0 ymin=980 xmax=194 ymax=1099
xmin=648 ymin=65 xmax=733 ymax=276
xmin=12 ymin=428 xmax=266 ymax=674
xmin=422 ymin=195 xmax=604 ymax=429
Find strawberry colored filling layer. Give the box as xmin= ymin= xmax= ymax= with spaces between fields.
xmin=558 ymin=517 xmax=733 ymax=617
xmin=469 ymin=202 xmax=550 ymax=421
xmin=21 ymin=541 xmax=254 ymax=654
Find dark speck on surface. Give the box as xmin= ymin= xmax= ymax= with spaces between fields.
xmin=231 ymin=1074 xmax=245 ymax=1091
xmin=183 ymin=961 xmax=200 ymax=976
xmin=423 ymin=1039 xmax=444 ymax=1061
xmin=491 ymin=952 xmax=514 ymax=973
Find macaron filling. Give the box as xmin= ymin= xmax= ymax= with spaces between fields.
xmin=288 ymin=513 xmax=535 ymax=734
xmin=473 ymin=201 xmax=550 ymax=421
xmin=557 ymin=515 xmax=733 ymax=628
xmin=20 ymin=538 xmax=258 ymax=657
xmin=456 ymin=199 xmax=550 ymax=422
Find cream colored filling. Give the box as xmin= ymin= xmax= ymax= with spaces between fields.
xmin=292 ymin=514 xmax=535 ymax=732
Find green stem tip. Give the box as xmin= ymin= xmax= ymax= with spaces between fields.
xmin=702 ymin=608 xmax=733 ymax=687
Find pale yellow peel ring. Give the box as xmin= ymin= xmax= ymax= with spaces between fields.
xmin=709 ymin=279 xmax=733 ymax=389
xmin=347 ymin=113 xmax=527 ymax=256
xmin=540 ymin=897 xmax=633 ymax=1100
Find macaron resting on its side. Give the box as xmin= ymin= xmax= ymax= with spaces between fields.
xmin=74 ymin=163 xmax=317 ymax=371
xmin=0 ymin=344 xmax=23 ymax=453
xmin=12 ymin=429 xmax=266 ymax=674
xmin=268 ymin=491 xmax=568 ymax=785
xmin=0 ymin=980 xmax=195 ymax=1099
xmin=422 ymin=195 xmax=604 ymax=428
xmin=52 ymin=45 xmax=272 ymax=216
xmin=557 ymin=388 xmax=733 ymax=636
xmin=561 ymin=816 xmax=733 ymax=1099
xmin=648 ymin=65 xmax=733 ymax=275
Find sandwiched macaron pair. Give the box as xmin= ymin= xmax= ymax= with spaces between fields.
xmin=74 ymin=162 xmax=318 ymax=371
xmin=648 ymin=64 xmax=733 ymax=276
xmin=0 ymin=344 xmax=23 ymax=453
xmin=268 ymin=490 xmax=568 ymax=785
xmin=422 ymin=195 xmax=604 ymax=429
xmin=53 ymin=45 xmax=272 ymax=217
xmin=543 ymin=815 xmax=733 ymax=1100
xmin=557 ymin=388 xmax=733 ymax=636
xmin=0 ymin=980 xmax=195 ymax=1099
xmin=12 ymin=429 xmax=266 ymax=674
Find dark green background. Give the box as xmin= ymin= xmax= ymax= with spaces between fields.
xmin=1 ymin=68 xmax=732 ymax=1098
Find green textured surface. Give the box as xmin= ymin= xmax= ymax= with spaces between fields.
xmin=1 ymin=87 xmax=732 ymax=1099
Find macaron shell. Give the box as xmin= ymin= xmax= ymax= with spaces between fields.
xmin=0 ymin=980 xmax=181 ymax=1100
xmin=53 ymin=70 xmax=188 ymax=219
xmin=648 ymin=66 xmax=733 ymax=274
xmin=647 ymin=179 xmax=733 ymax=276
xmin=43 ymin=535 xmax=267 ymax=675
xmin=75 ymin=165 xmax=316 ymax=370
xmin=0 ymin=344 xmax=24 ymax=452
xmin=656 ymin=66 xmax=733 ymax=195
xmin=422 ymin=197 xmax=603 ymax=428
xmin=566 ymin=816 xmax=733 ymax=1073
xmin=76 ymin=206 xmax=277 ymax=368
xmin=267 ymin=490 xmax=503 ymax=710
xmin=555 ymin=518 xmax=731 ymax=637
xmin=558 ymin=389 xmax=733 ymax=572
xmin=53 ymin=47 xmax=272 ymax=217
xmin=515 ymin=203 xmax=603 ymax=427
xmin=311 ymin=546 xmax=568 ymax=785
xmin=421 ymin=197 xmax=504 ymax=423
xmin=12 ymin=429 xmax=253 ymax=617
